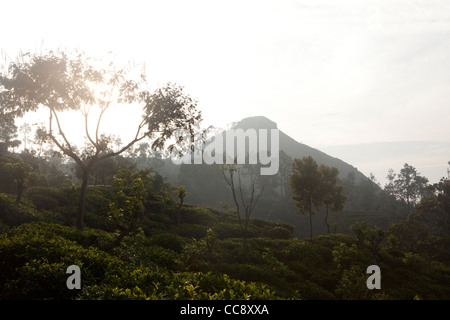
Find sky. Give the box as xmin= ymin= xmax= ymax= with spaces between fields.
xmin=1 ymin=0 xmax=450 ymax=184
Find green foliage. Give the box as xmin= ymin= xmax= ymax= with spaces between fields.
xmin=149 ymin=232 xmax=185 ymax=252
xmin=113 ymin=232 xmax=181 ymax=270
xmin=0 ymin=193 xmax=42 ymax=226
xmin=1 ymin=157 xmax=450 ymax=300
xmin=24 ymin=186 xmax=64 ymax=211
xmin=174 ymin=223 xmax=208 ymax=239
xmin=180 ymin=206 xmax=218 ymax=225
xmin=214 ymin=222 xmax=246 ymax=239
xmin=80 ymin=270 xmax=276 ymax=300
xmin=109 ymin=172 xmax=146 ymax=236
xmin=0 ymin=155 xmax=34 ymax=202
xmin=0 ymin=223 xmax=121 ymax=299
xmin=290 ymin=156 xmax=346 ymax=239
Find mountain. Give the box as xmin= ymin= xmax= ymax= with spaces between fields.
xmin=231 ymin=116 xmax=368 ymax=182
xmin=146 ymin=116 xmax=403 ymax=238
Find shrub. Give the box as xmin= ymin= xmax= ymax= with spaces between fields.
xmin=0 ymin=223 xmax=122 ymax=299
xmin=149 ymin=232 xmax=185 ymax=252
xmin=175 ymin=223 xmax=208 ymax=239
xmin=113 ymin=233 xmax=181 ymax=270
xmin=0 ymin=193 xmax=42 ymax=226
xmin=80 ymin=270 xmax=278 ymax=300
xmin=180 ymin=206 xmax=217 ymax=225
xmin=0 ymin=220 xmax=9 ymax=234
xmin=261 ymin=226 xmax=293 ymax=239
xmin=24 ymin=187 xmax=63 ymax=211
xmin=214 ymin=222 xmax=245 ymax=239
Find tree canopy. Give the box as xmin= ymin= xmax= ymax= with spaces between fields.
xmin=289 ymin=156 xmax=346 ymax=239
xmin=0 ymin=49 xmax=202 ymax=229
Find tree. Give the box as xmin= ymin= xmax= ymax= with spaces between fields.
xmin=0 ymin=49 xmax=202 ymax=230
xmin=447 ymin=161 xmax=450 ymax=179
xmin=289 ymin=156 xmax=346 ymax=239
xmin=222 ymin=162 xmax=264 ymax=250
xmin=2 ymin=159 xmax=32 ymax=203
xmin=177 ymin=186 xmax=187 ymax=225
xmin=319 ymin=164 xmax=346 ymax=234
xmin=0 ymin=107 xmax=20 ymax=153
xmin=108 ymin=168 xmax=152 ymax=246
xmin=350 ymin=222 xmax=386 ymax=265
xmin=395 ymin=163 xmax=429 ymax=214
xmin=278 ymin=150 xmax=292 ymax=200
xmin=19 ymin=123 xmax=32 ymax=151
xmin=289 ymin=156 xmax=322 ymax=239
xmin=342 ymin=171 xmax=356 ymax=211
xmin=32 ymin=123 xmax=51 ymax=158
xmin=384 ymin=168 xmax=397 ymax=197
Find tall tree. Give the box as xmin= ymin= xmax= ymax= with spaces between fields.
xmin=289 ymin=156 xmax=322 ymax=239
xmin=384 ymin=168 xmax=397 ymax=197
xmin=0 ymin=108 xmax=20 ymax=153
xmin=222 ymin=163 xmax=264 ymax=250
xmin=0 ymin=49 xmax=202 ymax=229
xmin=342 ymin=171 xmax=356 ymax=211
xmin=2 ymin=159 xmax=32 ymax=203
xmin=319 ymin=164 xmax=346 ymax=234
xmin=278 ymin=150 xmax=292 ymax=200
xmin=395 ymin=163 xmax=429 ymax=214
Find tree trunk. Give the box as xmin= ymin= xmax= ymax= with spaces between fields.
xmin=78 ymin=168 xmax=90 ymax=230
xmin=325 ymin=206 xmax=330 ymax=234
xmin=309 ymin=211 xmax=313 ymax=240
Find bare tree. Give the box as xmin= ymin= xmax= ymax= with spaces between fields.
xmin=222 ymin=163 xmax=264 ymax=250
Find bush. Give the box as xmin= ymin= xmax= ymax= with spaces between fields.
xmin=24 ymin=187 xmax=63 ymax=211
xmin=214 ymin=222 xmax=245 ymax=239
xmin=0 ymin=222 xmax=122 ymax=299
xmin=113 ymin=233 xmax=181 ymax=270
xmin=260 ymin=226 xmax=293 ymax=239
xmin=0 ymin=220 xmax=9 ymax=234
xmin=175 ymin=223 xmax=208 ymax=239
xmin=0 ymin=193 xmax=42 ymax=226
xmin=80 ymin=270 xmax=278 ymax=300
xmin=180 ymin=206 xmax=217 ymax=225
xmin=149 ymin=232 xmax=185 ymax=252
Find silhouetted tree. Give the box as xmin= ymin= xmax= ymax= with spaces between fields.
xmin=2 ymin=159 xmax=32 ymax=203
xmin=278 ymin=150 xmax=292 ymax=200
xmin=319 ymin=164 xmax=346 ymax=234
xmin=289 ymin=156 xmax=322 ymax=239
xmin=395 ymin=163 xmax=429 ymax=214
xmin=222 ymin=162 xmax=264 ymax=250
xmin=0 ymin=107 xmax=20 ymax=153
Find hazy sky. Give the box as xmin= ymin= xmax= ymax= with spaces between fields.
xmin=2 ymin=0 xmax=450 ymax=183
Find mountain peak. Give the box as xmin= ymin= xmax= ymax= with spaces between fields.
xmin=231 ymin=116 xmax=278 ymax=130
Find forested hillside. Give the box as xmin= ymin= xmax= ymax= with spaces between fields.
xmin=1 ymin=150 xmax=449 ymax=300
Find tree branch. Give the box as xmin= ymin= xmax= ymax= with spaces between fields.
xmin=83 ymin=106 xmax=98 ymax=151
xmin=50 ymin=108 xmax=75 ymax=154
xmin=96 ymin=83 xmax=116 ymax=145
xmin=97 ymin=125 xmax=149 ymax=163
xmin=95 ymin=107 xmax=106 ymax=146
xmin=48 ymin=109 xmax=84 ymax=168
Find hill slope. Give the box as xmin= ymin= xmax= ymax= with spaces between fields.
xmin=231 ymin=116 xmax=367 ymax=182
